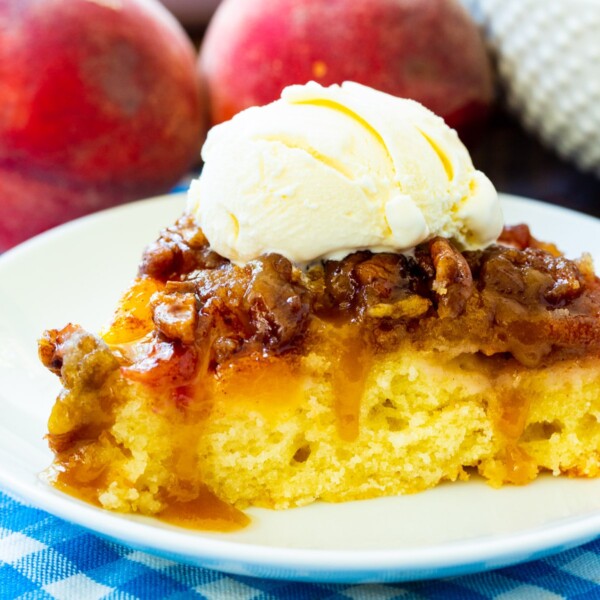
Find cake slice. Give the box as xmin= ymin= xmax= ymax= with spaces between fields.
xmin=38 ymin=82 xmax=600 ymax=528
xmin=39 ymin=219 xmax=600 ymax=521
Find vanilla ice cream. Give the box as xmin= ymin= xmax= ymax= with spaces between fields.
xmin=188 ymin=81 xmax=503 ymax=265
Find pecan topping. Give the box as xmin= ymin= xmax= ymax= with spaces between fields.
xmin=91 ymin=221 xmax=600 ymax=371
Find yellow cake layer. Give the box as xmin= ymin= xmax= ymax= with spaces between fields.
xmin=47 ymin=330 xmax=600 ymax=515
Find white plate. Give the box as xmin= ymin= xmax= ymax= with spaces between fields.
xmin=1 ymin=193 xmax=600 ymax=584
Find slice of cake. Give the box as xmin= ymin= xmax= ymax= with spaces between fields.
xmin=39 ymin=82 xmax=600 ymax=528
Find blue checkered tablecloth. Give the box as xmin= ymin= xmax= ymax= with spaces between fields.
xmin=3 ymin=488 xmax=600 ymax=599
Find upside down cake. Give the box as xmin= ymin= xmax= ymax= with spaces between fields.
xmin=39 ymin=82 xmax=600 ymax=527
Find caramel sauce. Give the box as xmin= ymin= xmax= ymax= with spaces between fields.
xmin=495 ymin=387 xmax=531 ymax=441
xmin=52 ymin=465 xmax=104 ymax=508
xmin=157 ymin=487 xmax=249 ymax=531
xmin=488 ymin=379 xmax=538 ymax=485
xmin=329 ymin=324 xmax=372 ymax=441
xmin=51 ymin=464 xmax=249 ymax=532
xmin=497 ymin=444 xmax=538 ymax=486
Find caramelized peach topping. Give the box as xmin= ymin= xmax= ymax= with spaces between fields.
xmin=129 ymin=218 xmax=600 ymax=374
xmin=42 ymin=220 xmax=600 ymax=397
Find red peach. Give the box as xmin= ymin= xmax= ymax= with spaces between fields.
xmin=199 ymin=0 xmax=493 ymax=131
xmin=0 ymin=0 xmax=205 ymax=250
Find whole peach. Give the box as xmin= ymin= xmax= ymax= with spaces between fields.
xmin=0 ymin=0 xmax=204 ymax=250
xmin=200 ymin=0 xmax=493 ymax=131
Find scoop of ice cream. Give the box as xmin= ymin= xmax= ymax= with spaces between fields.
xmin=188 ymin=81 xmax=502 ymax=265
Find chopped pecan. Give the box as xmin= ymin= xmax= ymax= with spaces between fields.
xmin=152 ymin=291 xmax=198 ymax=344
xmin=139 ymin=215 xmax=226 ymax=280
xmin=39 ymin=324 xmax=81 ymax=375
xmin=39 ymin=325 xmax=119 ymax=389
xmin=482 ymin=247 xmax=583 ymax=308
xmin=245 ymin=255 xmax=311 ymax=348
xmin=323 ymin=252 xmax=367 ymax=309
xmin=429 ymin=237 xmax=474 ymax=318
